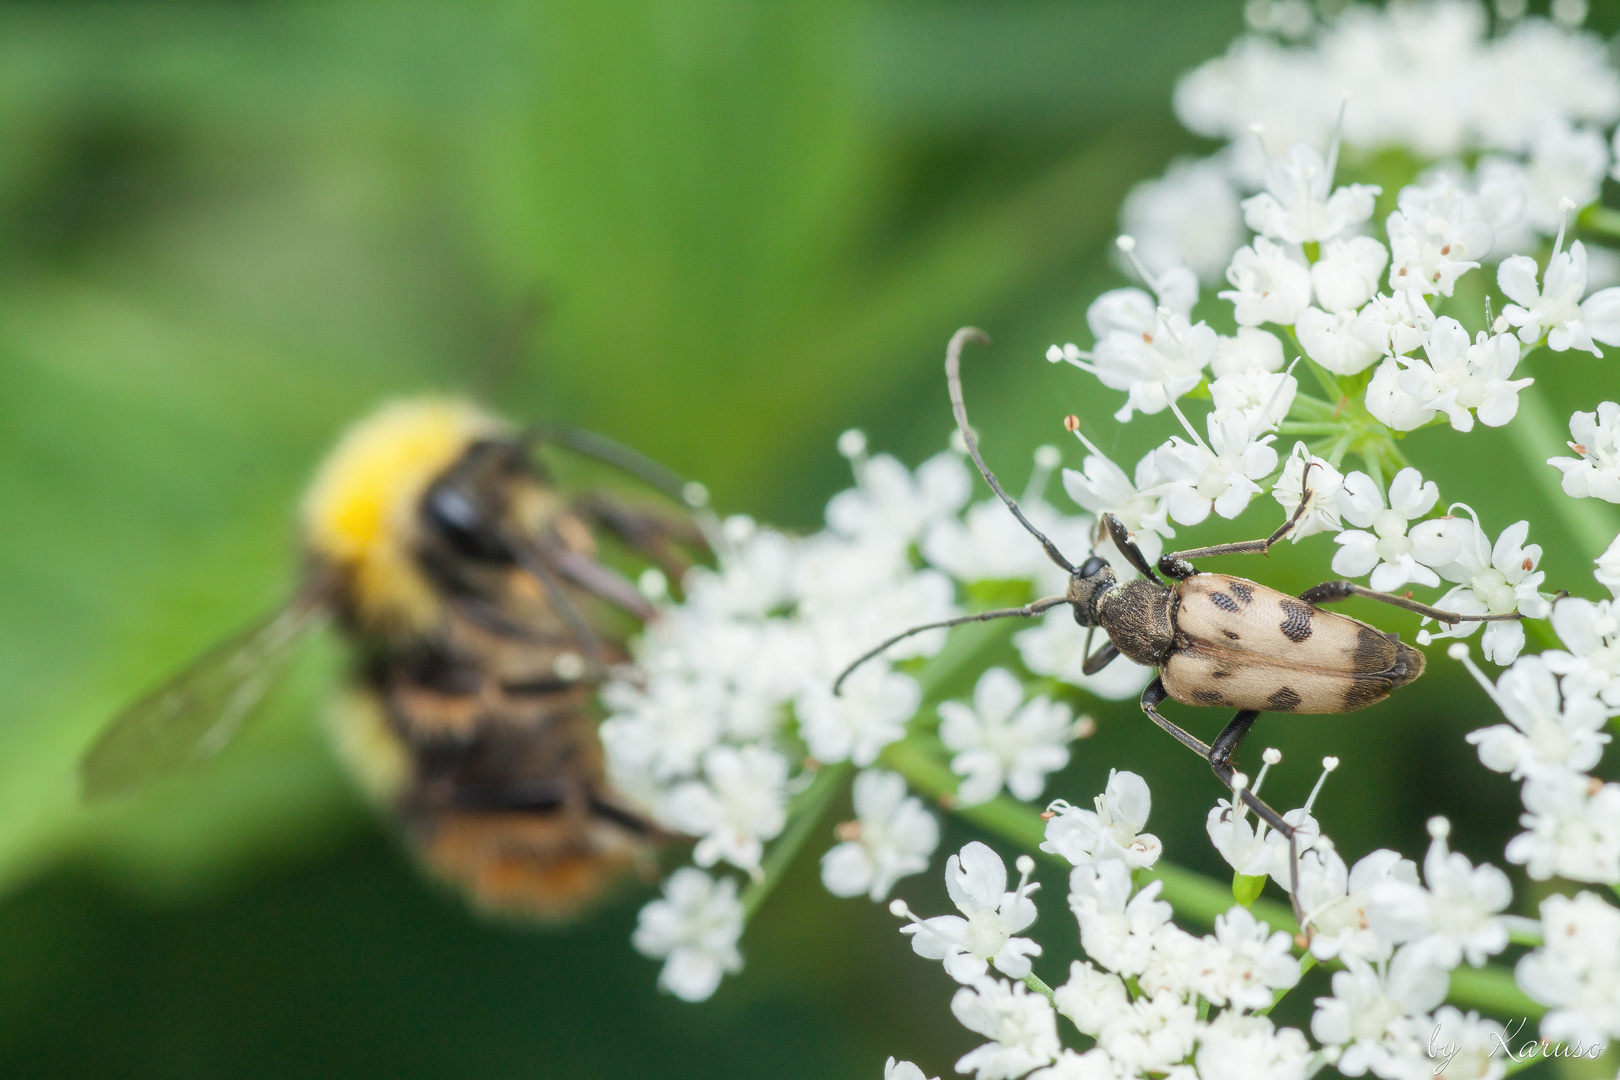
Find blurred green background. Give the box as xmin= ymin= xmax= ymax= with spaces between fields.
xmin=3 ymin=1 xmax=1620 ymax=1076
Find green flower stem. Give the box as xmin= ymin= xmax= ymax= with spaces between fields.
xmin=1507 ymin=383 xmax=1619 ymax=557
xmin=741 ymin=760 xmax=852 ymax=920
xmin=1363 ymin=449 xmax=1386 ymax=494
xmin=1278 ymin=423 xmax=1352 ymax=436
xmin=1324 ymin=431 xmax=1354 ymax=469
xmin=1300 ymin=354 xmax=1347 ymax=404
xmin=1379 ymin=436 xmax=1413 ymax=470
xmin=1255 ymin=953 xmax=1318 ymax=1017
xmin=1449 ymin=965 xmax=1544 ymax=1021
xmin=1289 ymin=393 xmax=1338 ymax=421
xmin=1507 ymin=921 xmax=1544 ymax=948
xmin=1022 ymin=972 xmax=1056 ymax=1003
xmin=1142 ymin=860 xmax=1295 ymax=933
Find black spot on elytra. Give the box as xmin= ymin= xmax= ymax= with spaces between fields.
xmin=1221 ymin=629 xmax=1241 ymax=641
xmin=1229 ymin=581 xmax=1254 ymax=604
xmin=1341 ymin=678 xmax=1390 ymax=710
xmin=1267 ymin=686 xmax=1303 ymax=712
xmin=1192 ymin=687 xmax=1227 ymax=705
xmin=1351 ymin=625 xmax=1394 ymax=673
xmin=1210 ymin=592 xmax=1240 ymax=612
xmin=1278 ymin=600 xmax=1314 ymax=642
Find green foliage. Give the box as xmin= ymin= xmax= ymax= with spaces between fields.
xmin=0 ymin=0 xmax=1234 ymax=901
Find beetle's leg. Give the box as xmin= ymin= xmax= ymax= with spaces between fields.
xmin=1140 ymin=683 xmax=1305 ymax=922
xmin=1205 ymin=709 xmax=1298 ymax=907
xmin=1204 ymin=749 xmax=1304 ymax=923
xmin=1298 ymin=580 xmax=1526 ymax=624
xmin=1209 ymin=709 xmax=1260 ymax=773
xmin=1139 ymin=678 xmax=1213 ymax=756
xmin=1103 ymin=514 xmax=1164 ymax=584
xmin=1082 ymin=640 xmax=1120 ymax=676
xmin=1157 ymin=483 xmax=1316 ymax=576
xmin=1210 ymin=759 xmax=1304 ymax=926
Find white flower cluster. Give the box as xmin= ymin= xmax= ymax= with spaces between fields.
xmin=1226 ymin=572 xmax=1620 ymax=1067
xmin=1441 ymin=531 xmax=1620 ymax=1052
xmin=1128 ymin=0 xmax=1620 ymax=281
xmin=626 ymin=0 xmax=1620 ymax=1038
xmin=865 ymin=3 xmax=1620 ymax=1076
xmin=879 ymin=774 xmax=1321 ymax=1080
xmin=617 ymin=437 xmax=1117 ymax=1000
xmin=1052 ymin=126 xmax=1560 ymax=663
xmin=880 ymin=548 xmax=1620 ymax=1074
xmin=885 ymin=771 xmax=1529 ymax=1080
xmin=1550 ymin=400 xmax=1620 ymax=502
xmin=1207 ymin=754 xmax=1523 ymax=1080
xmin=1439 ymin=531 xmax=1620 ymax=900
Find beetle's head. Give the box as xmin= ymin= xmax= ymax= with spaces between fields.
xmin=1066 ymin=555 xmax=1115 ymax=627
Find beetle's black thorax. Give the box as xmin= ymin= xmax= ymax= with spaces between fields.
xmin=1096 ymin=577 xmax=1177 ymax=666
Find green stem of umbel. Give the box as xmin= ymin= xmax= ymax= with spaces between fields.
xmin=1022 ymin=972 xmax=1056 ymax=1003
xmin=741 ymin=760 xmax=851 ymax=920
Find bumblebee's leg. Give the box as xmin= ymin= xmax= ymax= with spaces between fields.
xmin=531 ymin=423 xmax=694 ymax=508
xmin=1103 ymin=514 xmax=1164 ymax=584
xmin=576 ymin=492 xmax=704 ymax=579
xmin=1082 ymin=640 xmax=1120 ymax=676
xmin=438 ymin=777 xmax=661 ymax=837
xmin=1157 ymin=477 xmax=1317 ymax=577
xmin=1140 ymin=682 xmax=1304 ymax=922
xmin=506 ymin=541 xmax=608 ymax=670
xmin=1297 ymin=580 xmax=1525 ymax=624
xmin=587 ymin=794 xmax=663 ymax=837
xmin=546 ymin=546 xmax=659 ymax=621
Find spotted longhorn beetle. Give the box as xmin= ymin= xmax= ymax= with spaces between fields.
xmin=835 ymin=327 xmax=1523 ymax=916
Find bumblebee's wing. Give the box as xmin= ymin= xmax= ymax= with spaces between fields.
xmin=79 ymin=581 xmax=333 ymax=800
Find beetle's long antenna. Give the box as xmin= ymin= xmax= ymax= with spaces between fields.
xmin=832 ymin=596 xmax=1069 ymax=695
xmin=947 ymin=328 xmax=1076 ymax=574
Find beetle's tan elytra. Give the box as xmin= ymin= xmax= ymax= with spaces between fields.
xmin=1152 ymin=573 xmax=1424 ymax=715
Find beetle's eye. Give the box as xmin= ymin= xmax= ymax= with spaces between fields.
xmin=1079 ymin=555 xmax=1108 ymax=578
xmin=424 ymin=483 xmax=509 ymax=561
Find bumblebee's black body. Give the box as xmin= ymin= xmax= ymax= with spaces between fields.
xmin=80 ymin=400 xmax=699 ymax=920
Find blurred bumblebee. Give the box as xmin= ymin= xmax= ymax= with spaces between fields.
xmin=81 ymin=399 xmax=703 ymax=918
